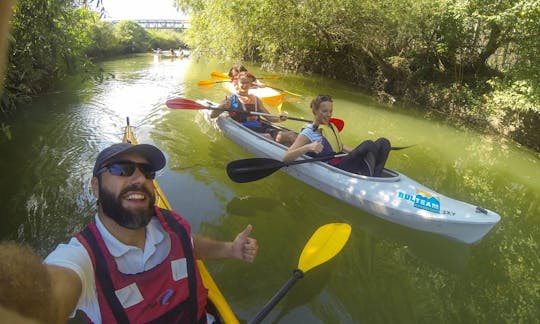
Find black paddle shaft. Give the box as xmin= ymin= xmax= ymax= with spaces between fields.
xmin=249 ymin=269 xmax=304 ymax=324
xmin=207 ymin=107 xmax=310 ymax=122
xmin=227 ymin=154 xmax=346 ymax=183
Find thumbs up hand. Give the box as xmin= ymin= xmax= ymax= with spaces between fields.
xmin=232 ymin=224 xmax=258 ymax=262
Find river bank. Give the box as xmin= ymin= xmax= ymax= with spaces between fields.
xmin=374 ymin=79 xmax=540 ymax=153
xmin=180 ymin=0 xmax=540 ymax=153
xmin=284 ymin=71 xmax=540 ymax=153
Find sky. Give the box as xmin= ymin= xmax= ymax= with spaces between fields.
xmin=100 ymin=0 xmax=187 ymax=20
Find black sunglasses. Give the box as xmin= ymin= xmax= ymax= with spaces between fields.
xmin=97 ymin=161 xmax=156 ymax=179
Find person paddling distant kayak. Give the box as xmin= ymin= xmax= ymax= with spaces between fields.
xmin=283 ymin=94 xmax=391 ymax=177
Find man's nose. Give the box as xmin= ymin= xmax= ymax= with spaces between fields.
xmin=129 ymin=166 xmax=147 ymax=183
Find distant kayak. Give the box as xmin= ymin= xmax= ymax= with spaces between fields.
xmin=152 ymin=49 xmax=190 ymax=59
xmin=197 ymin=99 xmax=501 ymax=244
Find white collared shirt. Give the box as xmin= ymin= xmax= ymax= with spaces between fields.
xmin=44 ymin=215 xmax=172 ymax=323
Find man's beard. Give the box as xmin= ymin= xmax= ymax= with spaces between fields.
xmin=98 ymin=183 xmax=155 ymax=229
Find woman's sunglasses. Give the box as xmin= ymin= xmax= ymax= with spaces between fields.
xmin=97 ymin=161 xmax=156 ymax=179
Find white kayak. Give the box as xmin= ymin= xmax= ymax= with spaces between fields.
xmin=197 ymin=100 xmax=501 ymax=243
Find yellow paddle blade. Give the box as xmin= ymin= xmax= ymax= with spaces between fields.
xmin=260 ymin=93 xmax=286 ymax=108
xmin=260 ymin=75 xmax=281 ymax=80
xmin=211 ymin=71 xmax=230 ymax=80
xmin=197 ymin=80 xmax=217 ymax=86
xmin=298 ymin=223 xmax=351 ymax=273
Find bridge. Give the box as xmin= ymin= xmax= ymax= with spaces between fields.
xmin=109 ymin=19 xmax=189 ymax=30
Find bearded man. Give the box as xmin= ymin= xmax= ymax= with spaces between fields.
xmin=42 ymin=143 xmax=258 ymax=323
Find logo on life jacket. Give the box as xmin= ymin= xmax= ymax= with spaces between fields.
xmin=141 ymin=288 xmax=176 ymax=313
xmin=157 ymin=288 xmax=175 ymax=305
xmin=398 ymin=189 xmax=440 ymax=214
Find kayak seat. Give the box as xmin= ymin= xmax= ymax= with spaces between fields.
xmin=259 ymin=120 xmax=298 ymax=147
xmin=275 ymin=130 xmax=298 ymax=147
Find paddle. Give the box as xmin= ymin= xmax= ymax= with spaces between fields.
xmin=227 ymin=154 xmax=348 ymax=183
xmin=198 ymin=79 xmax=301 ymax=97
xmin=249 ymin=223 xmax=352 ymax=324
xmin=211 ymin=71 xmax=281 ymax=81
xmin=166 ymin=98 xmax=311 ymax=122
xmin=197 ymin=80 xmax=302 ymax=97
xmin=166 ymin=98 xmax=345 ymax=130
xmin=198 ymin=79 xmax=282 ymax=86
xmin=262 ymin=85 xmax=303 ymax=97
xmin=389 ymin=144 xmax=416 ymax=150
xmin=329 ymin=118 xmax=344 ymax=132
xmin=227 ymin=142 xmax=415 ymax=183
xmin=197 ymin=79 xmax=230 ymax=86
xmin=210 ymin=71 xmax=230 ymax=80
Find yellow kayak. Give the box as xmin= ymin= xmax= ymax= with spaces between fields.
xmin=123 ymin=118 xmax=239 ymax=324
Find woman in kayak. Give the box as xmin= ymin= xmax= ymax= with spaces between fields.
xmin=211 ymin=71 xmax=296 ymax=145
xmin=282 ymin=94 xmax=391 ymax=177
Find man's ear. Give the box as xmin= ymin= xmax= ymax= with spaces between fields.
xmin=91 ymin=177 xmax=99 ymax=199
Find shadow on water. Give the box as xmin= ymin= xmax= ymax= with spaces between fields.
xmin=215 ymin=174 xmax=472 ymax=322
xmin=347 ymin=208 xmax=472 ymax=273
xmin=226 ymin=196 xmax=279 ymax=216
xmin=269 ymin=264 xmax=339 ymax=323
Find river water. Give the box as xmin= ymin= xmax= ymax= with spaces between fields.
xmin=1 ymin=54 xmax=538 ymax=323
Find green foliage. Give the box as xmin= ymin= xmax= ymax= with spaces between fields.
xmin=1 ymin=0 xmax=99 ymax=116
xmin=178 ymin=0 xmax=539 ymax=87
xmin=85 ymin=19 xmax=123 ymax=59
xmin=500 ymin=0 xmax=540 ymax=85
xmin=178 ymin=0 xmax=540 ymax=151
xmin=147 ymin=30 xmax=187 ymax=51
xmin=483 ymin=78 xmax=540 ymax=150
xmin=179 ymin=0 xmax=240 ymax=58
xmin=113 ymin=20 xmax=150 ymax=53
xmin=486 ymin=78 xmax=538 ymax=113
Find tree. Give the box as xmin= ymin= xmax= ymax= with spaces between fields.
xmin=177 ymin=0 xmax=539 ymax=151
xmin=113 ymin=20 xmax=150 ymax=54
xmin=1 ymin=0 xmax=97 ymax=116
xmin=85 ymin=20 xmax=122 ymax=59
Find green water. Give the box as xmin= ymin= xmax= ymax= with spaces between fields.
xmin=0 ymin=54 xmax=538 ymax=323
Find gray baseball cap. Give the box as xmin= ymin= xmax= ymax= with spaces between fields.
xmin=93 ymin=143 xmax=166 ymax=176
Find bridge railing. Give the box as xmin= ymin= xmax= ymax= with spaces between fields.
xmin=108 ymin=19 xmax=189 ymax=30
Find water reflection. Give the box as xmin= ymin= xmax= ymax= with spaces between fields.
xmin=226 ymin=196 xmax=279 ymax=216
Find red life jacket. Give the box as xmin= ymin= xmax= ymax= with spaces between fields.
xmin=76 ymin=207 xmax=208 ymax=323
